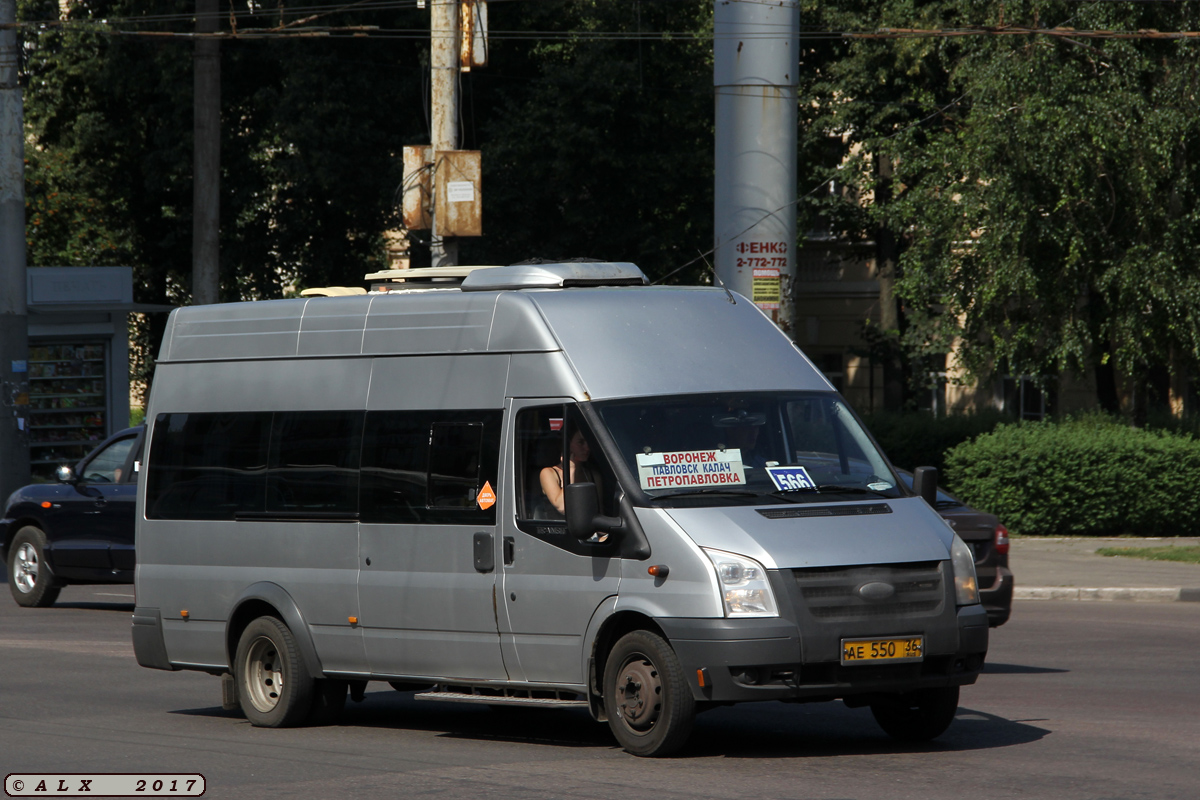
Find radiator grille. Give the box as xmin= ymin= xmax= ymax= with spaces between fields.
xmin=792 ymin=561 xmax=944 ymax=621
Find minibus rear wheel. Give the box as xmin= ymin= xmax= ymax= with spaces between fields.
xmin=869 ymin=686 xmax=960 ymax=742
xmin=603 ymin=630 xmax=696 ymax=757
xmin=234 ymin=616 xmax=315 ymax=727
xmin=8 ymin=526 xmax=61 ymax=608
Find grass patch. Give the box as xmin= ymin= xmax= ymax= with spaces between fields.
xmin=1095 ymin=546 xmax=1200 ymax=565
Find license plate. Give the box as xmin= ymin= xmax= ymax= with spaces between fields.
xmin=841 ymin=636 xmax=924 ymax=665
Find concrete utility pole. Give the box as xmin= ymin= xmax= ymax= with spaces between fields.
xmin=713 ymin=0 xmax=799 ymax=332
xmin=193 ymin=0 xmax=220 ymax=304
xmin=430 ymin=0 xmax=459 ymax=266
xmin=0 ymin=0 xmax=30 ymax=499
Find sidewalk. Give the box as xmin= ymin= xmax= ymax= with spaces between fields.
xmin=1010 ymin=536 xmax=1200 ymax=602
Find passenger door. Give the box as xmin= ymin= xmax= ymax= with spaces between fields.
xmin=357 ymin=408 xmax=508 ymax=681
xmin=497 ymin=401 xmax=622 ymax=686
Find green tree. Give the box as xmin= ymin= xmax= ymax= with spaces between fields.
xmin=463 ymin=0 xmax=714 ymax=282
xmin=800 ymin=2 xmax=1200 ymax=419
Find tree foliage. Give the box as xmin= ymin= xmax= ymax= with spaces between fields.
xmin=17 ymin=0 xmax=716 ymax=302
xmin=800 ymin=1 xmax=1200 ymax=406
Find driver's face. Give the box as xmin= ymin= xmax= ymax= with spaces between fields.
xmin=569 ymin=431 xmax=591 ymax=462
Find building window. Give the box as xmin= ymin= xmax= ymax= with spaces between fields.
xmin=1001 ymin=376 xmax=1054 ymax=420
xmin=918 ymin=354 xmax=948 ymax=416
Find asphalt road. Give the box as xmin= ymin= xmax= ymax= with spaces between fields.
xmin=2 ymin=585 xmax=1198 ymax=800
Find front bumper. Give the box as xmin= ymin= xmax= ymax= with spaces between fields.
xmin=658 ymin=604 xmax=988 ymax=705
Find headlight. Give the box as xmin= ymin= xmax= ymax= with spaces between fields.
xmin=950 ymin=534 xmax=980 ymax=605
xmin=702 ymin=548 xmax=779 ymax=618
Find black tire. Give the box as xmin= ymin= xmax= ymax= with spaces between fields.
xmin=308 ymin=679 xmax=348 ymax=725
xmin=603 ymin=630 xmax=696 ymax=757
xmin=7 ymin=526 xmax=62 ymax=608
xmin=234 ymin=616 xmax=314 ymax=727
xmin=870 ymin=686 xmax=960 ymax=742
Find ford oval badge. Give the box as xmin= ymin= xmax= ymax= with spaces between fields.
xmin=856 ymin=581 xmax=896 ymax=602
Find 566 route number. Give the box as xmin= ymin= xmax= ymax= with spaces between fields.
xmin=5 ymin=774 xmax=206 ymax=797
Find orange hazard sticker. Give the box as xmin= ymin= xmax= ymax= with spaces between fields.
xmin=477 ymin=481 xmax=497 ymax=510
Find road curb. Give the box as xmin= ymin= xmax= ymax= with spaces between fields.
xmin=1015 ymin=587 xmax=1200 ymax=602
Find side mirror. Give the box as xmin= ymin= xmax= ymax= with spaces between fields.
xmin=56 ymin=465 xmax=77 ymax=484
xmin=565 ymin=482 xmax=623 ymax=542
xmin=912 ymin=466 xmax=938 ymax=506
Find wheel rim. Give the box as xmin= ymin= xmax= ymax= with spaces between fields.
xmin=614 ymin=653 xmax=662 ymax=734
xmin=243 ymin=635 xmax=285 ymax=713
xmin=12 ymin=543 xmax=39 ymax=594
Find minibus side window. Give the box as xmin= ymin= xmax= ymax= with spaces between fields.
xmin=428 ymin=423 xmax=484 ymax=509
xmin=360 ymin=412 xmax=427 ymax=524
xmin=267 ymin=411 xmax=363 ymax=515
xmin=361 ymin=409 xmax=502 ymax=525
xmin=146 ymin=412 xmax=271 ymax=519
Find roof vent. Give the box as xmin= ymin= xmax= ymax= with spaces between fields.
xmin=460 ymin=262 xmax=648 ymax=292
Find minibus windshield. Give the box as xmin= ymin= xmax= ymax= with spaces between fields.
xmin=593 ymin=392 xmax=902 ymax=505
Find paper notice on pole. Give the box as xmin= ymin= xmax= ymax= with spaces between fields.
xmin=636 ymin=449 xmax=746 ymax=490
xmin=752 ymin=267 xmax=781 ymax=310
xmin=447 ymin=181 xmax=475 ymax=202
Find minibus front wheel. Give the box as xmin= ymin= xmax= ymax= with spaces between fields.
xmin=603 ymin=630 xmax=695 ymax=757
xmin=869 ymin=685 xmax=960 ymax=742
xmin=234 ymin=616 xmax=315 ymax=727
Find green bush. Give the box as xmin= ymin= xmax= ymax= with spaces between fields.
xmin=860 ymin=409 xmax=1012 ymax=477
xmin=945 ymin=415 xmax=1200 ymax=536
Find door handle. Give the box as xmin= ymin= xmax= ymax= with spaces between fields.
xmin=473 ymin=532 xmax=494 ymax=573
xmin=503 ymin=536 xmax=515 ymax=566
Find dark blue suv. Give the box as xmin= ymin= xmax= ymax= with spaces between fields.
xmin=3 ymin=426 xmax=145 ymax=607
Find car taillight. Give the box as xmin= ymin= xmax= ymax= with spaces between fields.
xmin=994 ymin=524 xmax=1010 ymax=555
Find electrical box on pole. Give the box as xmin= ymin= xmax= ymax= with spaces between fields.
xmin=434 ymin=150 xmax=482 ymax=237
xmin=713 ymin=0 xmax=799 ymax=332
xmin=402 ymin=145 xmax=434 ymax=230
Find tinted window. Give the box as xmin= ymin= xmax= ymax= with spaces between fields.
xmin=361 ymin=410 xmax=502 ymax=525
xmin=428 ymin=423 xmax=484 ymax=508
xmin=268 ymin=411 xmax=362 ymax=515
xmin=359 ymin=412 xmax=429 ymax=523
xmin=146 ymin=413 xmax=271 ymax=519
xmin=149 ymin=408 xmax=501 ymax=523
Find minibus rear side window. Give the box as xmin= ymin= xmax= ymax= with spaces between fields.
xmin=146 ymin=412 xmax=271 ymax=519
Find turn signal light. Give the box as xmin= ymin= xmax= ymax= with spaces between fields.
xmin=40 ymin=501 xmax=52 ymax=508
xmin=994 ymin=524 xmax=1010 ymax=556
xmin=647 ymin=565 xmax=670 ymax=577
xmin=180 ymin=610 xmax=189 ymax=619
xmin=348 ymin=616 xmax=358 ymax=625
